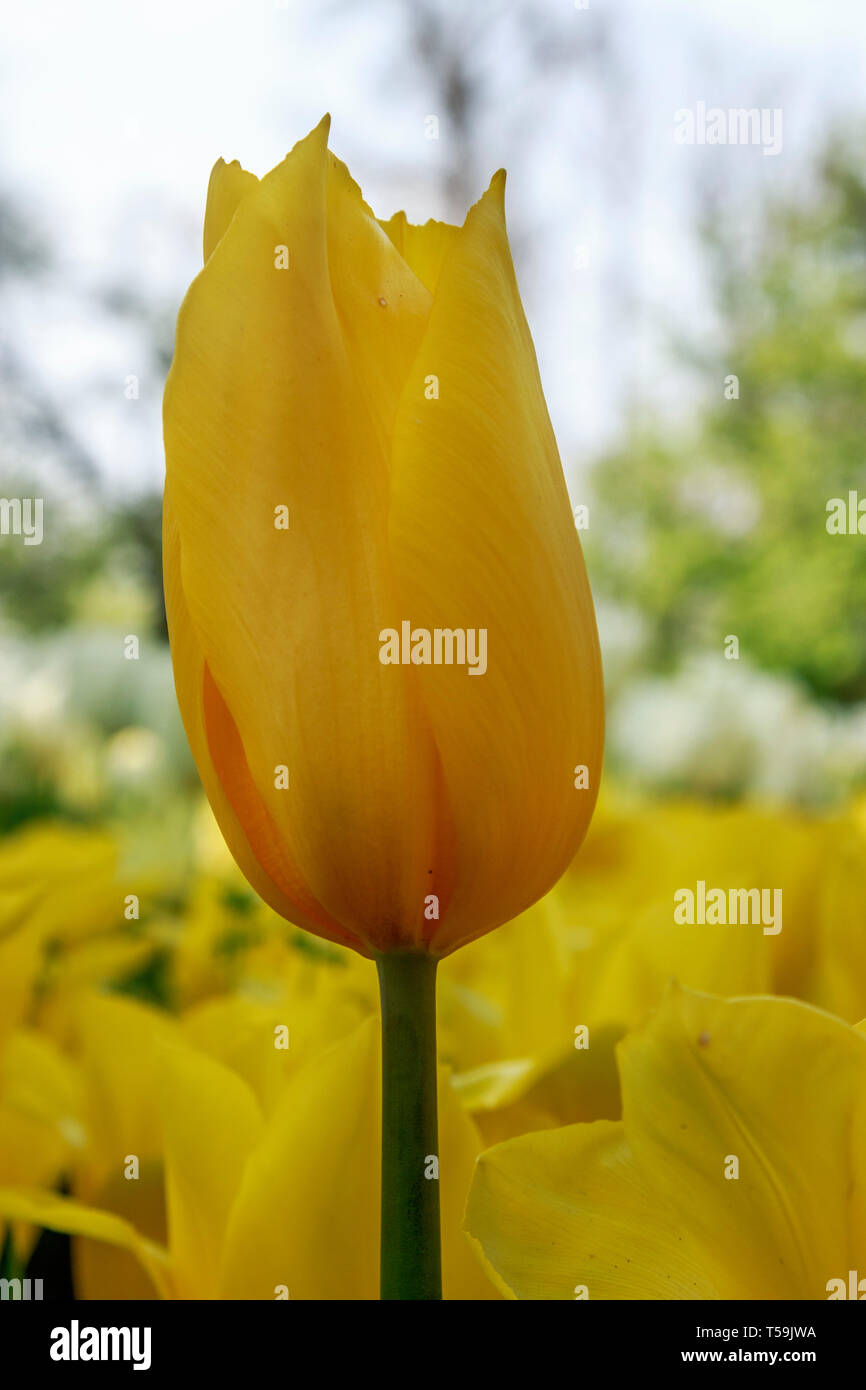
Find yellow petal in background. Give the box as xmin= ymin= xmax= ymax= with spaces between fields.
xmin=73 ymin=993 xmax=182 ymax=1196
xmin=0 ymin=823 xmax=121 ymax=944
xmin=0 ymin=1029 xmax=86 ymax=1264
xmin=455 ymin=1023 xmax=624 ymax=1149
xmin=812 ymin=807 xmax=866 ymax=1021
xmin=0 ymin=1187 xmax=171 ymax=1298
xmin=158 ymin=1041 xmax=263 ymax=1299
xmin=620 ymin=986 xmax=866 ymax=1298
xmin=219 ymin=1017 xmax=380 ymax=1300
xmin=0 ymin=1029 xmax=85 ymax=1184
xmin=466 ymin=986 xmax=866 ymax=1299
xmin=0 ymin=918 xmax=43 ymax=1057
xmin=586 ymin=896 xmax=771 ymax=1033
xmin=538 ymin=796 xmax=840 ymax=1039
xmin=180 ymin=979 xmax=372 ymax=1115
xmin=220 ymin=1017 xmax=495 ymax=1299
xmin=466 ymin=1121 xmax=716 ymax=1300
xmin=73 ymin=1164 xmax=167 ymax=1301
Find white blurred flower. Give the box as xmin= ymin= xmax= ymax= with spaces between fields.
xmin=610 ymin=655 xmax=866 ymax=804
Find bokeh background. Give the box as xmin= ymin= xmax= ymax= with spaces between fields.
xmin=3 ymin=0 xmax=866 ymax=830
xmin=3 ymin=0 xmax=866 ymax=1300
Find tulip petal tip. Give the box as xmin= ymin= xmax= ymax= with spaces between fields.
xmin=490 ymin=168 xmax=507 ymax=204
xmin=461 ymin=167 xmax=507 ymax=232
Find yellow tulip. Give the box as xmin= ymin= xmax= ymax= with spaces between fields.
xmin=162 ymin=114 xmax=602 ymax=959
xmin=162 ymin=116 xmax=602 ymax=1298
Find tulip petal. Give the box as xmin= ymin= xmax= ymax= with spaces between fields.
xmin=467 ymin=986 xmax=866 ymax=1299
xmin=164 ymin=118 xmax=446 ymax=949
xmin=619 ymin=986 xmax=866 ymax=1298
xmin=157 ymin=1042 xmax=263 ymax=1299
xmin=163 ymin=500 xmax=361 ymax=952
xmin=0 ymin=1187 xmax=171 ymax=1298
xmin=0 ymin=1029 xmax=85 ymax=1187
xmin=325 ymin=152 xmax=433 ymax=448
xmin=74 ymin=993 xmax=181 ymax=1192
xmin=73 ymin=1166 xmax=167 ymax=1301
xmin=219 ymin=1017 xmax=496 ymax=1299
xmin=586 ymin=898 xmax=771 ymax=1032
xmin=203 ymin=158 xmax=259 ymax=263
xmin=455 ymin=1025 xmax=624 ymax=1148
xmin=813 ymin=811 xmax=866 ymax=1021
xmin=181 ymin=979 xmax=373 ymax=1113
xmin=0 ymin=919 xmax=43 ymax=1056
xmin=465 ymin=1122 xmax=716 ymax=1299
xmin=219 ymin=1018 xmax=380 ymax=1300
xmin=379 ymin=210 xmax=459 ymax=293
xmin=387 ymin=173 xmax=603 ymax=951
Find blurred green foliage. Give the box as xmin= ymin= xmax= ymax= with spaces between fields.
xmin=0 ymin=493 xmax=164 ymax=638
xmin=587 ymin=133 xmax=866 ymax=704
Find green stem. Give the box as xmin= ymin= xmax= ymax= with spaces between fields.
xmin=376 ymin=951 xmax=442 ymax=1300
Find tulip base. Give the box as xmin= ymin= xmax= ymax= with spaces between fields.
xmin=376 ymin=951 xmax=442 ymax=1300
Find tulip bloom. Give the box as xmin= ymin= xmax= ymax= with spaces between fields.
xmin=163 ymin=116 xmax=603 ymax=1298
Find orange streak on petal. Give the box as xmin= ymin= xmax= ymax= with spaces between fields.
xmin=202 ymin=664 xmax=367 ymax=956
